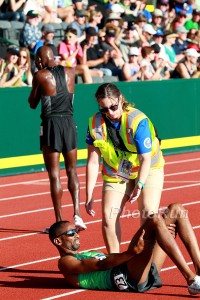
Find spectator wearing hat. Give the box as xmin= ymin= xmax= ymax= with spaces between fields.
xmin=152 ymin=28 xmax=167 ymax=58
xmin=122 ymin=46 xmax=141 ymax=80
xmin=81 ymin=27 xmax=112 ymax=77
xmin=19 ymin=10 xmax=42 ymax=52
xmin=99 ymin=27 xmax=125 ymax=79
xmin=172 ymin=25 xmax=189 ymax=58
xmin=184 ymin=9 xmax=200 ymax=30
xmin=171 ymin=48 xmax=200 ymax=78
xmin=163 ymin=31 xmax=179 ymax=70
xmin=106 ymin=12 xmax=122 ymax=25
xmin=0 ymin=45 xmax=26 ymax=87
xmin=141 ymin=23 xmax=156 ymax=46
xmin=33 ymin=24 xmax=58 ymax=56
xmin=118 ymin=22 xmax=141 ymax=62
xmin=67 ymin=9 xmax=87 ymax=43
xmin=151 ymin=43 xmax=170 ymax=79
xmin=151 ymin=8 xmax=164 ymax=31
xmin=156 ymin=0 xmax=175 ymax=31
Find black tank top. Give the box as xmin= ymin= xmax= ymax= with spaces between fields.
xmin=40 ymin=65 xmax=74 ymax=119
xmin=171 ymin=61 xmax=195 ymax=79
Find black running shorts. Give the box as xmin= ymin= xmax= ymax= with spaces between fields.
xmin=40 ymin=115 xmax=77 ymax=152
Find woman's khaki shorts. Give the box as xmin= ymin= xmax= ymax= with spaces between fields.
xmin=103 ymin=168 xmax=164 ymax=197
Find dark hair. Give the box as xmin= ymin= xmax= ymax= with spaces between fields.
xmin=95 ymin=83 xmax=134 ymax=110
xmin=49 ymin=221 xmax=70 ymax=243
xmin=141 ymin=46 xmax=153 ymax=58
xmin=65 ymin=27 xmax=77 ymax=36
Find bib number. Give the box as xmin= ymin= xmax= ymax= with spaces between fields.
xmin=113 ymin=273 xmax=129 ymax=290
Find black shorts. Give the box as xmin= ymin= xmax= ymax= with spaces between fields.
xmin=110 ymin=262 xmax=162 ymax=293
xmin=40 ymin=116 xmax=77 ymax=152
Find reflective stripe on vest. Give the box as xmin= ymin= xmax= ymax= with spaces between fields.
xmin=89 ymin=108 xmax=164 ymax=182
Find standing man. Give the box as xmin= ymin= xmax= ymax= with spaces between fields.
xmin=28 ymin=45 xmax=86 ymax=232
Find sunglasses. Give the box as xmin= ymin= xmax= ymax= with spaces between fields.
xmin=20 ymin=55 xmax=27 ymax=59
xmin=57 ymin=228 xmax=79 ymax=238
xmin=66 ymin=35 xmax=75 ymax=39
xmin=99 ymin=100 xmax=119 ymax=114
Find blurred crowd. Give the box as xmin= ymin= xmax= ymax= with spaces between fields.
xmin=0 ymin=0 xmax=200 ymax=86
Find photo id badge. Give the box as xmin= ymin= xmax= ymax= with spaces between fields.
xmin=116 ymin=159 xmax=132 ymax=182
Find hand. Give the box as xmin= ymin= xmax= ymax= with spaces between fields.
xmin=129 ymin=185 xmax=142 ymax=203
xmin=85 ymin=198 xmax=95 ymax=217
xmin=167 ymin=224 xmax=176 ymax=239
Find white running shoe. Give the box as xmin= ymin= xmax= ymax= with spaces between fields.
xmin=74 ymin=215 xmax=87 ymax=230
xmin=188 ymin=275 xmax=200 ymax=295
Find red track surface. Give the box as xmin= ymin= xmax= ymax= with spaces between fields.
xmin=1 ymin=151 xmax=200 ymax=300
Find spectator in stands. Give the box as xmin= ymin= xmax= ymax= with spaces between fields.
xmin=58 ymin=27 xmax=93 ymax=83
xmin=57 ymin=0 xmax=75 ymax=23
xmin=173 ymin=0 xmax=194 ymax=17
xmin=140 ymin=45 xmax=167 ymax=80
xmin=171 ymin=48 xmax=200 ymax=78
xmin=171 ymin=10 xmax=187 ymax=31
xmin=151 ymin=9 xmax=165 ymax=31
xmin=19 ymin=10 xmax=42 ymax=52
xmin=118 ymin=22 xmax=141 ymax=63
xmin=34 ymin=24 xmax=58 ymax=56
xmin=86 ymin=10 xmax=103 ymax=33
xmin=152 ymin=28 xmax=167 ymax=58
xmin=163 ymin=31 xmax=178 ymax=70
xmin=187 ymin=28 xmax=199 ymax=45
xmin=0 ymin=45 xmax=26 ymax=87
xmin=193 ymin=56 xmax=200 ymax=77
xmin=17 ymin=46 xmax=33 ymax=85
xmin=122 ymin=46 xmax=141 ymax=81
xmin=100 ymin=27 xmax=125 ymax=79
xmin=81 ymin=27 xmax=112 ymax=77
xmin=141 ymin=23 xmax=156 ymax=46
xmin=42 ymin=0 xmax=62 ymax=23
xmin=134 ymin=0 xmax=152 ymax=23
xmin=0 ymin=0 xmax=26 ymax=22
xmin=172 ymin=25 xmax=189 ymax=59
xmin=184 ymin=9 xmax=200 ymax=30
xmin=67 ymin=9 xmax=87 ymax=43
xmin=151 ymin=44 xmax=170 ymax=79
xmin=156 ymin=0 xmax=175 ymax=31
xmin=117 ymin=0 xmax=139 ymax=21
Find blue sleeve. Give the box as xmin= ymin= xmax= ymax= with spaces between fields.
xmin=134 ymin=118 xmax=152 ymax=154
xmin=85 ymin=126 xmax=94 ymax=145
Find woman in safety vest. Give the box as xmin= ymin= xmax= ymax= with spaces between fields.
xmin=85 ymin=83 xmax=165 ymax=253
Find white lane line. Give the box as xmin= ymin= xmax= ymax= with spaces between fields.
xmin=0 ymin=169 xmax=200 ymax=202
xmin=0 ymin=156 xmax=200 ymax=188
xmin=1 ymin=202 xmax=200 ymax=241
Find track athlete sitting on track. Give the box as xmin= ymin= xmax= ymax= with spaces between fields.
xmin=49 ymin=203 xmax=200 ymax=295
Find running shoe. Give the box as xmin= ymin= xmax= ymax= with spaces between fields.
xmin=74 ymin=215 xmax=87 ymax=230
xmin=188 ymin=275 xmax=200 ymax=295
